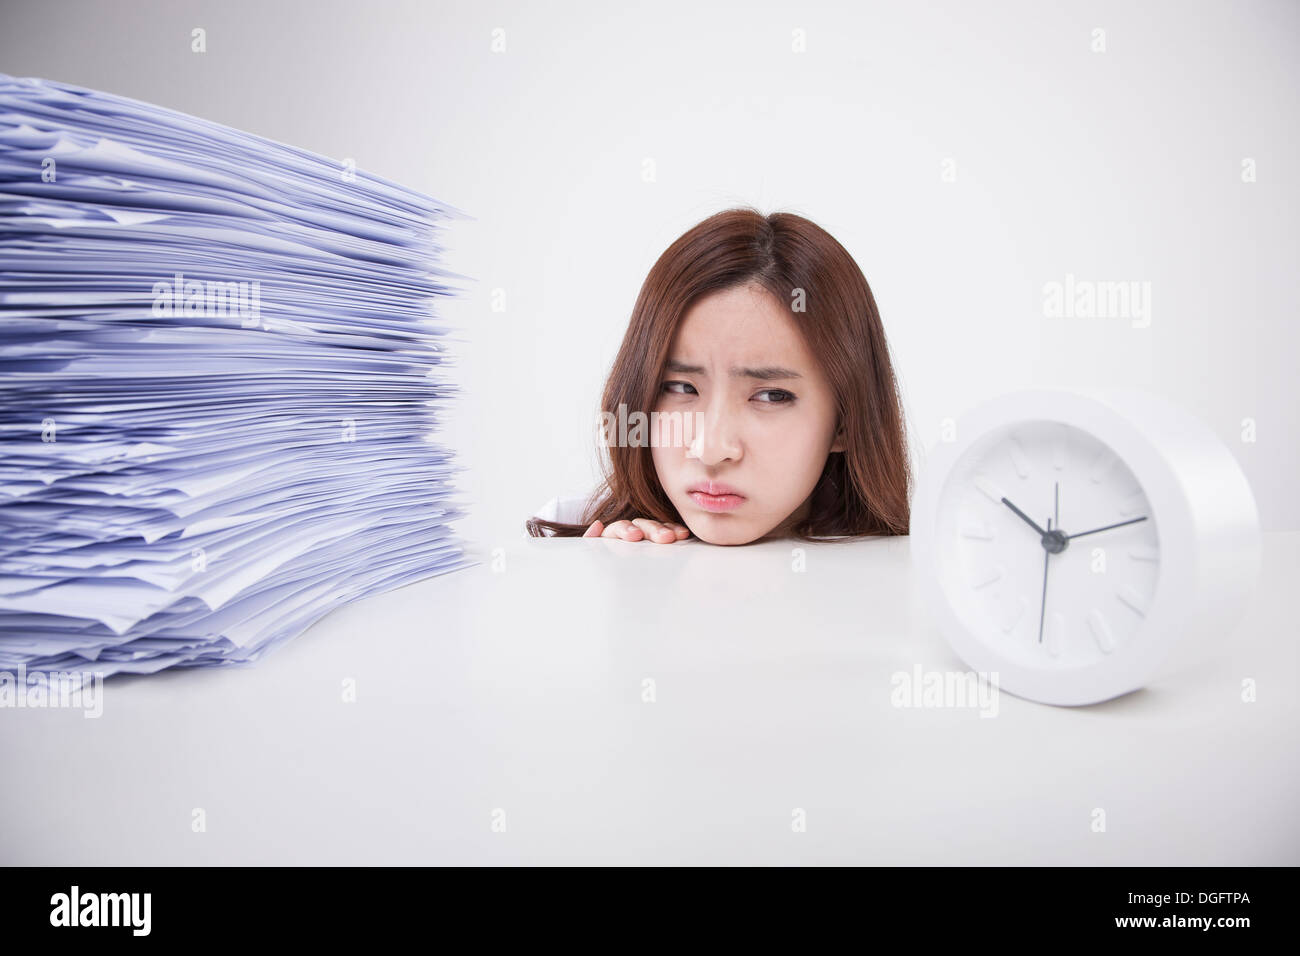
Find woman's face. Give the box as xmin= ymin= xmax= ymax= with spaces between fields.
xmin=650 ymin=282 xmax=845 ymax=546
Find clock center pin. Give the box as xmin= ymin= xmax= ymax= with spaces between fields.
xmin=1041 ymin=528 xmax=1069 ymax=554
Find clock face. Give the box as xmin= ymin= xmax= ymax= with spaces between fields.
xmin=934 ymin=420 xmax=1162 ymax=671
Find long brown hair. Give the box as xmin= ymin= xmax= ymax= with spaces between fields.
xmin=526 ymin=206 xmax=912 ymax=541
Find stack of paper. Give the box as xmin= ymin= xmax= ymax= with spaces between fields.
xmin=0 ymin=74 xmax=476 ymax=676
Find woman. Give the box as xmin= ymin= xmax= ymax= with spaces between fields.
xmin=527 ymin=206 xmax=912 ymax=546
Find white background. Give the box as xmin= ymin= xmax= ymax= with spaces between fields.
xmin=2 ymin=0 xmax=1296 ymax=547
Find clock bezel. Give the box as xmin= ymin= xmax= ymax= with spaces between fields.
xmin=911 ymin=389 xmax=1197 ymax=705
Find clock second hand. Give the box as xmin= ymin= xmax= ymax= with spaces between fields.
xmin=1036 ymin=485 xmax=1146 ymax=642
xmin=1040 ymin=482 xmax=1060 ymax=646
xmin=1039 ymin=517 xmax=1051 ymax=644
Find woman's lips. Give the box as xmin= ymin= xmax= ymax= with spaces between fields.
xmin=689 ymin=490 xmax=746 ymax=513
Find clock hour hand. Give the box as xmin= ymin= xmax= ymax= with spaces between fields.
xmin=1066 ymin=516 xmax=1149 ymax=540
xmin=1001 ymin=497 xmax=1047 ymax=537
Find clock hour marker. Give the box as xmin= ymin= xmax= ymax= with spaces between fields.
xmin=960 ymin=518 xmax=995 ymax=540
xmin=1008 ymin=437 xmax=1031 ymax=478
xmin=1118 ymin=490 xmax=1147 ymax=516
xmin=1088 ymin=449 xmax=1116 ymax=484
xmin=969 ymin=562 xmax=1004 ymax=589
xmin=1128 ymin=546 xmax=1159 ymax=562
xmin=1001 ymin=595 xmax=1027 ymax=633
xmin=1087 ymin=608 xmax=1116 ymax=653
xmin=1117 ymin=586 xmax=1147 ymax=617
xmin=1046 ymin=612 xmax=1065 ymax=657
xmin=972 ymin=473 xmax=1006 ymax=504
xmin=1052 ymin=425 xmax=1067 ymax=470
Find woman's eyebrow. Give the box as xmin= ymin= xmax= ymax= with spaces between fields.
xmin=665 ymin=359 xmax=803 ymax=381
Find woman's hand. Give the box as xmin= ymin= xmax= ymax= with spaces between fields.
xmin=583 ymin=518 xmax=691 ymax=543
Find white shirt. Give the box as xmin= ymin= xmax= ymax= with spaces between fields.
xmin=533 ymin=494 xmax=593 ymax=525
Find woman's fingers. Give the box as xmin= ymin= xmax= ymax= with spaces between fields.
xmin=600 ymin=519 xmax=642 ymax=541
xmin=630 ymin=518 xmax=671 ymax=542
xmin=631 ymin=518 xmax=690 ymax=543
xmin=583 ymin=518 xmax=690 ymax=542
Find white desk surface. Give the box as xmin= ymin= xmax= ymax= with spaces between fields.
xmin=2 ymin=531 xmax=1296 ymax=865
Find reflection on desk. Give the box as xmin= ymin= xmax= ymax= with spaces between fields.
xmin=1 ymin=533 xmax=1295 ymax=865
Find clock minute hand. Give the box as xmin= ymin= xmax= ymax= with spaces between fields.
xmin=1001 ymin=497 xmax=1047 ymax=537
xmin=1066 ymin=516 xmax=1149 ymax=541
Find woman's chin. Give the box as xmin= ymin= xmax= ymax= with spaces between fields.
xmin=684 ymin=516 xmax=764 ymax=546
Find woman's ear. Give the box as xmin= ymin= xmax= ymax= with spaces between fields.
xmin=829 ymin=423 xmax=846 ymax=454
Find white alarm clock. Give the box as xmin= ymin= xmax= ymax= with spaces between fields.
xmin=909 ymin=387 xmax=1260 ymax=706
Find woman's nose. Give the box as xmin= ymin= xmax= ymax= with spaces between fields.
xmin=686 ymin=401 xmax=742 ymax=464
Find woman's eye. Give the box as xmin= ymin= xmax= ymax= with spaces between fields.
xmin=660 ymin=382 xmax=793 ymax=404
